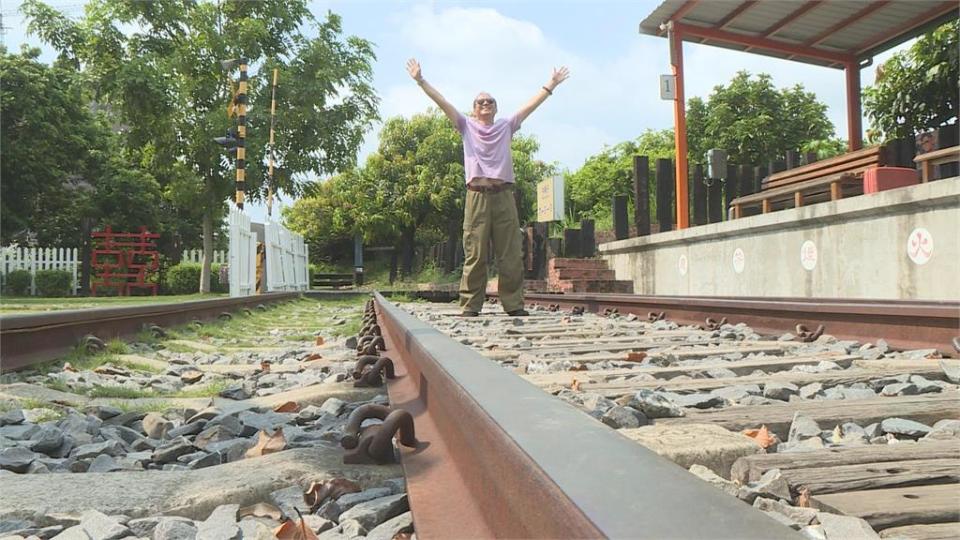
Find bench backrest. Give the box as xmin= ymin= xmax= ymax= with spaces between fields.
xmin=761 ymin=145 xmax=888 ymax=191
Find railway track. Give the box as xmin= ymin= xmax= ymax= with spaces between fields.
xmin=386 ymin=295 xmax=960 ymax=539
xmin=0 ymin=292 xmax=957 ymax=539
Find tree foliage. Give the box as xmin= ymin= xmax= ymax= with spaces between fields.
xmin=864 ymin=20 xmax=958 ymax=141
xmin=685 ymin=71 xmax=833 ymax=166
xmin=565 ymin=129 xmax=674 ymax=223
xmin=0 ymin=46 xmax=161 ymax=245
xmin=23 ymin=0 xmax=379 ymax=290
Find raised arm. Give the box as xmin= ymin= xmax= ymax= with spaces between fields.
xmin=513 ymin=66 xmax=570 ymax=126
xmin=407 ymin=58 xmax=461 ymax=126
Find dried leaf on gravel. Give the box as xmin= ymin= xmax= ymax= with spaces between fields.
xmin=742 ymin=425 xmax=777 ymax=449
xmin=260 ymin=361 xmax=272 ymax=373
xmin=245 ymin=428 xmax=287 ymax=458
xmin=303 ymin=478 xmax=361 ymax=512
xmin=315 ymin=336 xmax=325 ymax=346
xmin=274 ymin=512 xmax=319 ymax=540
xmin=570 ymin=379 xmax=581 ymax=391
xmin=273 ymin=401 xmax=300 ymax=413
xmin=796 ymin=487 xmax=812 ymax=507
xmin=626 ymin=352 xmax=647 ymax=362
xmin=239 ymin=502 xmax=284 ymax=521
xmin=303 ymin=353 xmax=323 ymax=362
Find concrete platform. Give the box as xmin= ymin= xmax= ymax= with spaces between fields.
xmin=600 ymin=178 xmax=959 ymax=300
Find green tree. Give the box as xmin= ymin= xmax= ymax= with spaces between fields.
xmin=1 ymin=46 xmax=164 ymax=246
xmin=864 ymin=20 xmax=958 ymax=141
xmin=686 ymin=71 xmax=833 ymax=166
xmin=565 ymin=129 xmax=674 ymax=225
xmin=24 ymin=0 xmax=379 ymax=291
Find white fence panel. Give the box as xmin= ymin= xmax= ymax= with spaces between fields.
xmin=180 ymin=249 xmax=227 ymax=265
xmin=264 ymin=220 xmax=308 ymax=292
xmin=228 ymin=204 xmax=256 ymax=297
xmin=1 ymin=246 xmax=79 ymax=295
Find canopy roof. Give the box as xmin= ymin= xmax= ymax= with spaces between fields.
xmin=639 ymin=0 xmax=958 ymax=69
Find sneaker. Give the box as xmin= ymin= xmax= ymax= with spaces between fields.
xmin=460 ymin=310 xmax=480 ymax=317
xmin=506 ymin=309 xmax=529 ymax=317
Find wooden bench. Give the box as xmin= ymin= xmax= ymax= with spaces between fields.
xmin=311 ymin=273 xmax=354 ymax=289
xmin=915 ymin=144 xmax=960 ymax=182
xmin=731 ymin=145 xmax=888 ymax=218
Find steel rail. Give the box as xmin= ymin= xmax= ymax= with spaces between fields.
xmin=0 ymin=292 xmax=301 ymax=371
xmin=500 ymin=292 xmax=959 ymax=355
xmin=374 ymin=292 xmax=798 ymax=539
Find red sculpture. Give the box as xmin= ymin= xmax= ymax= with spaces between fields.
xmin=91 ymin=226 xmax=160 ymax=296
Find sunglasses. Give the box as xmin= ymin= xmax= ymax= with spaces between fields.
xmin=475 ymin=98 xmax=496 ymax=106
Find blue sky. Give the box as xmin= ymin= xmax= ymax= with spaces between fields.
xmin=4 ymin=0 xmax=910 ymax=224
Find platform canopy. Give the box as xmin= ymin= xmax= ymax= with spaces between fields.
xmin=639 ymin=0 xmax=958 ymax=69
xmin=639 ymin=0 xmax=958 ymax=230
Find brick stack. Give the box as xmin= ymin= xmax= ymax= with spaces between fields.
xmin=547 ymin=258 xmax=633 ymax=294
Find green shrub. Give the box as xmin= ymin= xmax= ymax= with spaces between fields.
xmin=4 ymin=270 xmax=31 ymax=295
xmin=164 ymin=263 xmax=225 ymax=295
xmin=35 ymin=269 xmax=72 ymax=297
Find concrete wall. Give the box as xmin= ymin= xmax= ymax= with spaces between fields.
xmin=599 ymin=179 xmax=960 ymax=300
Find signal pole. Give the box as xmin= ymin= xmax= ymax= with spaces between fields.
xmin=267 ymin=68 xmax=279 ymax=218
xmin=235 ymin=58 xmax=248 ymax=210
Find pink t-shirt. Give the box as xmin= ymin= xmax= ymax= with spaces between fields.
xmin=455 ymin=112 xmax=521 ymax=184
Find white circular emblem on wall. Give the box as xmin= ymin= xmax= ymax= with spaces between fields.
xmin=907 ymin=227 xmax=934 ymax=265
xmin=800 ymin=240 xmax=818 ymax=271
xmin=732 ymin=248 xmax=745 ymax=274
xmin=678 ymin=255 xmax=688 ymax=276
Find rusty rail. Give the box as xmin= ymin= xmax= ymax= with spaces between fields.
xmin=505 ymin=293 xmax=959 ymax=355
xmin=0 ymin=292 xmax=301 ymax=371
xmin=374 ymin=292 xmax=796 ymax=539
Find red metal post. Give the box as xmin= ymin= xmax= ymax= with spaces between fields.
xmin=669 ymin=25 xmax=690 ymax=229
xmin=845 ymin=61 xmax=863 ymax=151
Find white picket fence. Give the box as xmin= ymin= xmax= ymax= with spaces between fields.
xmin=0 ymin=246 xmax=79 ymax=295
xmin=181 ymin=249 xmax=228 ymax=264
xmin=265 ymin=220 xmax=309 ymax=292
xmin=228 ymin=204 xmax=257 ymax=297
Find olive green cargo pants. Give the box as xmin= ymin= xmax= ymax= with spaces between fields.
xmin=459 ymin=187 xmax=524 ymax=313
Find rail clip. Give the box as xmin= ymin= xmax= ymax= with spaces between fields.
xmin=340 ymin=404 xmax=417 ymax=465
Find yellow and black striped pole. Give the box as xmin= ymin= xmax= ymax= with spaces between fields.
xmin=267 ymin=68 xmax=278 ymax=218
xmin=235 ymin=58 xmax=248 ymax=210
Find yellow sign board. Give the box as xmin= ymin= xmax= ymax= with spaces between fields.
xmin=537 ymin=176 xmax=564 ymax=222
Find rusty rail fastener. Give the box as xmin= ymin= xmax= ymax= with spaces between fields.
xmin=796 ymin=324 xmax=825 ymax=343
xmin=143 ymin=323 xmax=167 ymax=338
xmin=705 ymin=317 xmax=727 ymax=331
xmin=353 ymin=356 xmax=395 ymax=387
xmin=647 ymin=311 xmax=665 ymax=322
xmin=357 ymin=336 xmax=386 ymax=355
xmin=81 ymin=334 xmax=105 ymax=354
xmin=340 ymin=404 xmax=417 ymax=465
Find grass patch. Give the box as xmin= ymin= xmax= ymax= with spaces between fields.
xmin=106 ymin=400 xmax=176 ymax=413
xmin=0 ymin=293 xmax=228 ymax=313
xmin=331 ymin=316 xmax=363 ymax=338
xmin=43 ymin=380 xmax=73 ymax=394
xmin=282 ymin=333 xmax=314 ymax=342
xmin=105 ymin=339 xmax=129 ymax=355
xmin=172 ymin=379 xmax=230 ymax=398
xmin=87 ymin=385 xmax=160 ymax=399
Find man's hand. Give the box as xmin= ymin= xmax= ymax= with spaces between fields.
xmin=546 ymin=66 xmax=570 ymax=90
xmin=406 ymin=58 xmax=423 ymax=83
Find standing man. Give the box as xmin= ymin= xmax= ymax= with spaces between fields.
xmin=407 ymin=58 xmax=569 ymax=317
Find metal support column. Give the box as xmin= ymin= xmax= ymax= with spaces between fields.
xmin=845 ymin=61 xmax=863 ymax=151
xmin=667 ymin=23 xmax=690 ymax=230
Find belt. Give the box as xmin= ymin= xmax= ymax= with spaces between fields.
xmin=467 ymin=183 xmax=513 ymax=193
